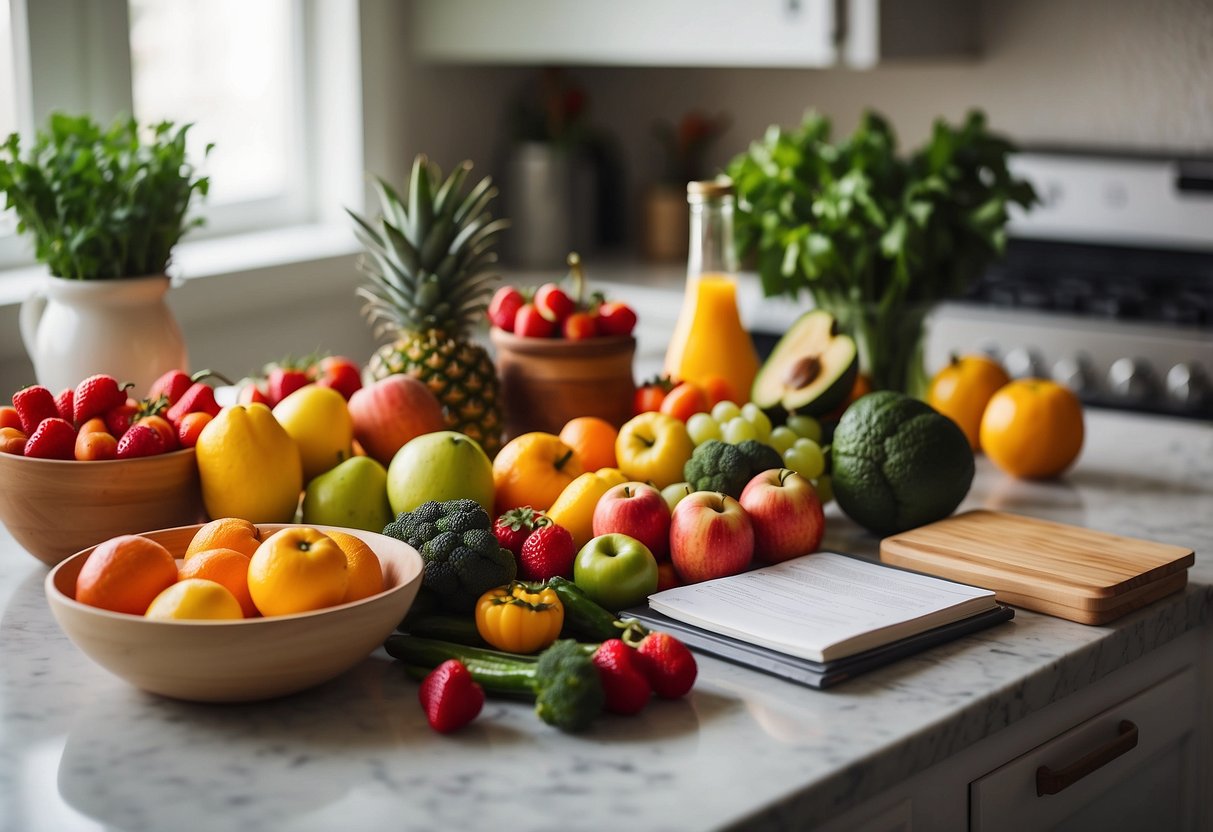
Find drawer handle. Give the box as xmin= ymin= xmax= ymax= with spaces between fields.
xmin=1036 ymin=720 xmax=1139 ymax=796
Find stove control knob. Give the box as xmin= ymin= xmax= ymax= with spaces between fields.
xmin=1051 ymin=356 xmax=1093 ymax=394
xmin=1106 ymin=358 xmax=1157 ymax=403
xmin=1003 ymin=347 xmax=1042 ymax=379
xmin=1165 ymin=364 xmax=1211 ymax=410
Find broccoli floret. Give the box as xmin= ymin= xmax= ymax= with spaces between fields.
xmin=683 ymin=440 xmax=751 ymax=497
xmin=736 ymin=440 xmax=783 ymax=475
xmin=383 ymin=499 xmax=517 ymax=612
xmin=533 ymin=639 xmax=605 ymax=732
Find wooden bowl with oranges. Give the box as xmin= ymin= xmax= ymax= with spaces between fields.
xmin=0 ymin=448 xmax=205 ymax=567
xmin=44 ymin=522 xmax=423 ymax=703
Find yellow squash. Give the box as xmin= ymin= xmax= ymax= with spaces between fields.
xmin=546 ymin=467 xmax=628 ymax=551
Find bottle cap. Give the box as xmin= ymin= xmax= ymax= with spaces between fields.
xmin=687 ymin=178 xmax=734 ymax=199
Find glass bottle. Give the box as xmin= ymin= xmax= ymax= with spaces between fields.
xmin=663 ymin=179 xmax=760 ymax=403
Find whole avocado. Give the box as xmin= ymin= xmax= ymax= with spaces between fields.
xmin=831 ymin=391 xmax=974 ymax=536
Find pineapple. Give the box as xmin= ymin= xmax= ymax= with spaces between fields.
xmin=350 ymin=156 xmax=508 ymax=456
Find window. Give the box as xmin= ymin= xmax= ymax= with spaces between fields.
xmin=0 ymin=0 xmax=362 ymax=270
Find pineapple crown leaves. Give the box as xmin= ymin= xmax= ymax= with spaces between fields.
xmin=348 ymin=155 xmax=509 ymax=342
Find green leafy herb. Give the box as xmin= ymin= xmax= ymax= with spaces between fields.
xmin=727 ymin=110 xmax=1037 ymax=310
xmin=0 ymin=113 xmax=211 ymax=280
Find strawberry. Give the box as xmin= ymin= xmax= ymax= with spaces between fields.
xmin=563 ymin=311 xmax=599 ymax=340
xmin=534 ymin=283 xmax=575 ymax=323
xmin=115 ymin=423 xmax=165 ymax=459
xmin=23 ymin=417 xmax=76 ymax=460
xmin=267 ymin=365 xmax=310 ymax=405
xmin=592 ymin=639 xmax=652 ymax=715
xmin=493 ymin=506 xmax=547 ymax=558
xmin=518 ymin=522 xmax=576 ymax=582
xmin=514 ymin=303 xmax=557 ymax=338
xmin=147 ymin=369 xmax=194 ymax=405
xmin=104 ymin=399 xmax=141 ymax=439
xmin=596 ymin=301 xmax=637 ymax=336
xmin=54 ymin=388 xmax=75 ymax=423
xmin=237 ymin=382 xmax=270 ymax=405
xmin=166 ymin=382 xmax=221 ymax=425
xmin=74 ymin=375 xmax=133 ymax=425
xmin=418 ymin=659 xmax=484 ymax=734
xmin=633 ymin=632 xmax=698 ymax=699
xmin=488 ymin=286 xmax=525 ymax=331
xmin=12 ymin=385 xmax=59 ymax=435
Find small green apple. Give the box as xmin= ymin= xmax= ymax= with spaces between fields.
xmin=660 ymin=481 xmax=693 ymax=513
xmin=387 ymin=430 xmax=495 ymax=515
xmin=573 ymin=533 xmax=659 ymax=612
xmin=301 ymin=455 xmax=393 ymax=532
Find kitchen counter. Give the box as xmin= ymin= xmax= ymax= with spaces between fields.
xmin=0 ymin=409 xmax=1210 ymax=832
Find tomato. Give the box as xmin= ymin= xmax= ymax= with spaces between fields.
xmin=659 ymin=382 xmax=709 ymax=423
xmin=700 ymin=375 xmax=737 ymax=407
xmin=979 ymin=379 xmax=1084 ymax=479
xmin=633 ymin=377 xmax=673 ymax=415
xmin=927 ymin=355 xmax=1011 ymax=451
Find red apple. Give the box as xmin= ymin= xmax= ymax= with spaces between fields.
xmin=348 ymin=375 xmax=447 ymax=466
xmin=669 ymin=491 xmax=754 ymax=583
xmin=739 ymin=468 xmax=824 ymax=563
xmin=593 ymin=481 xmax=671 ymax=561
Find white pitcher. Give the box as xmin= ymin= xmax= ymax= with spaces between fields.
xmin=19 ymin=274 xmax=189 ymax=396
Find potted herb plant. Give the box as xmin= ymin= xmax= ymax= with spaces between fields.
xmin=727 ymin=110 xmax=1036 ymax=394
xmin=0 ymin=113 xmax=210 ymax=394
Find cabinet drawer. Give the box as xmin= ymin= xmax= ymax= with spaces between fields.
xmin=970 ymin=668 xmax=1198 ymax=831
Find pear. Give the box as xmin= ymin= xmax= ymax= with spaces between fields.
xmin=301 ymin=456 xmax=393 ymax=533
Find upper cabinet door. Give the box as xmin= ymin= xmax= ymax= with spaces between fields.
xmin=412 ymin=0 xmax=838 ymax=68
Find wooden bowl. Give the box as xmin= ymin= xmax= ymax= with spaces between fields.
xmin=0 ymin=449 xmax=205 ymax=567
xmin=44 ymin=524 xmax=424 ymax=703
xmin=491 ymin=326 xmax=636 ymax=438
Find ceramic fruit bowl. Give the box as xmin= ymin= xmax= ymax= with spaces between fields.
xmin=45 ymin=524 xmax=424 ymax=703
xmin=0 ymin=448 xmax=205 ymax=567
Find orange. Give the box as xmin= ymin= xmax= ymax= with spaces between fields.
xmin=186 ymin=517 xmax=262 ymax=560
xmin=979 ymin=379 xmax=1084 ymax=480
xmin=76 ymin=535 xmax=179 ymax=615
xmin=324 ymin=530 xmax=385 ymax=603
xmin=177 ymin=547 xmax=257 ymax=617
xmin=145 ymin=579 xmax=244 ymax=620
xmin=559 ymin=417 xmax=619 ymax=472
xmin=927 ymin=355 xmax=1011 ymax=451
xmin=247 ymin=527 xmax=349 ymax=616
xmin=75 ymin=430 xmax=117 ymax=461
xmin=492 ymin=432 xmax=585 ymax=514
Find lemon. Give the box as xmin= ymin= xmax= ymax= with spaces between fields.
xmin=272 ymin=385 xmax=354 ymax=482
xmin=831 ymin=391 xmax=974 ymax=535
xmin=196 ymin=404 xmax=304 ymax=523
xmin=145 ymin=579 xmax=244 ymax=620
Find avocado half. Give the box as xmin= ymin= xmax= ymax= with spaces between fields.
xmin=751 ymin=309 xmax=859 ymax=416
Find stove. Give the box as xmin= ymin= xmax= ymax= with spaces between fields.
xmin=926 ymin=150 xmax=1213 ymax=419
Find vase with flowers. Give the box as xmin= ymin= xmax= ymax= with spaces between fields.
xmin=643 ymin=110 xmax=730 ymax=262
xmin=727 ymin=110 xmax=1036 ymax=395
xmin=0 ymin=113 xmax=210 ymax=393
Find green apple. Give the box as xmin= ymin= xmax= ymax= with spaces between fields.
xmin=573 ymin=533 xmax=659 ymax=612
xmin=387 ymin=430 xmax=495 ymax=515
xmin=661 ymin=481 xmax=693 ymax=513
xmin=301 ymin=455 xmax=393 ymax=532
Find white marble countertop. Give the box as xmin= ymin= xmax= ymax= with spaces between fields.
xmin=0 ymin=408 xmax=1210 ymax=832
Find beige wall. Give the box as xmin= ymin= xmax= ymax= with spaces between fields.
xmin=394 ymin=0 xmax=1212 ymax=243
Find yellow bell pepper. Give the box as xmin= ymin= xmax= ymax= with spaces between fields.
xmin=546 ymin=467 xmax=628 ymax=550
xmin=475 ymin=582 xmax=565 ymax=654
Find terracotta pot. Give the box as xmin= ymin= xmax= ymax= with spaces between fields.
xmin=490 ymin=328 xmax=635 ymax=438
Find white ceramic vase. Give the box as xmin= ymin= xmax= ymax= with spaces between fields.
xmin=19 ymin=274 xmax=188 ymax=395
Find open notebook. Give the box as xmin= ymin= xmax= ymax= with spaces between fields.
xmin=621 ymin=552 xmax=1012 ymax=688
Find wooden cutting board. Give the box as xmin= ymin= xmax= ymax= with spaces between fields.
xmin=880 ymin=510 xmax=1194 ymax=625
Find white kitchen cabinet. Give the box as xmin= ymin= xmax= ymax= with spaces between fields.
xmin=411 ymin=0 xmax=978 ymax=69
xmin=819 ymin=622 xmax=1211 ymax=831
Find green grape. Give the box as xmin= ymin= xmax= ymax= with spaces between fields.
xmin=740 ymin=403 xmax=772 ymax=441
xmin=768 ymin=426 xmax=798 ymax=454
xmin=686 ymin=412 xmax=722 ymax=445
xmin=711 ymin=401 xmax=741 ymax=423
xmin=813 ymin=474 xmax=833 ymax=504
xmin=785 ymin=414 xmax=822 ymax=443
xmin=722 ymin=416 xmax=757 ymax=444
xmin=783 ymin=438 xmax=825 ymax=479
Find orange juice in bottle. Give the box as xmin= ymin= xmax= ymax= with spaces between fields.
xmin=663 ymin=180 xmax=759 ymax=402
